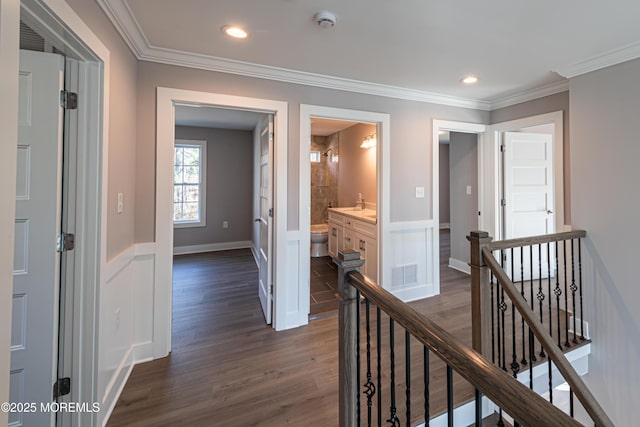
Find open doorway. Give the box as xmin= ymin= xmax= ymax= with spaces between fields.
xmin=308 ymin=119 xmax=378 ymax=319
xmin=300 ymin=105 xmax=390 ymax=324
xmin=156 ymin=89 xmax=288 ymax=352
xmin=439 ymin=131 xmax=479 ymax=275
xmin=432 ymin=120 xmax=486 ymax=293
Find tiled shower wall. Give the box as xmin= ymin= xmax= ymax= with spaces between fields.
xmin=310 ymin=134 xmax=339 ymax=225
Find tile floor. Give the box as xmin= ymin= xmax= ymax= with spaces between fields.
xmin=309 ymin=256 xmax=339 ymax=318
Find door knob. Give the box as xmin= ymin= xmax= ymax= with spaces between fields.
xmin=547 ymin=210 xmax=553 ymax=214
xmin=254 ymin=218 xmax=261 ymax=222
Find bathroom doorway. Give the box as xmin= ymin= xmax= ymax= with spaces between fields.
xmin=308 ymin=119 xmax=377 ymax=318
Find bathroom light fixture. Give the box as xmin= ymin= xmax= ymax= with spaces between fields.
xmin=221 ymin=25 xmax=248 ymax=39
xmin=361 ymin=134 xmax=376 ymax=149
xmin=461 ymin=75 xmax=479 ymax=84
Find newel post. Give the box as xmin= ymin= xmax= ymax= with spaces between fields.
xmin=335 ymin=250 xmax=365 ymax=427
xmin=468 ymin=231 xmax=493 ymax=357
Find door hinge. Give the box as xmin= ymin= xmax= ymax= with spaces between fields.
xmin=500 ymin=144 xmax=506 ymax=153
xmin=500 ymin=199 xmax=506 ymax=207
xmin=60 ymin=90 xmax=78 ymax=110
xmin=53 ymin=377 xmax=71 ymax=399
xmin=57 ymin=233 xmax=75 ymax=252
xmin=268 ymin=207 xmax=273 ymax=217
xmin=269 ymin=284 xmax=273 ymax=294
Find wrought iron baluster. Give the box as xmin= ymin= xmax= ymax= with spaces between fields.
xmin=563 ymin=240 xmax=570 ymax=348
xmin=570 ymin=239 xmax=578 ymax=344
xmin=500 ymin=250 xmax=506 ymax=372
xmin=578 ymin=239 xmax=585 ymax=340
xmin=538 ymin=243 xmax=546 ymax=358
xmin=377 ymin=307 xmax=382 ymax=427
xmin=530 ymin=244 xmax=537 ymax=362
xmin=387 ymin=318 xmax=400 ymax=427
xmin=364 ymin=299 xmax=376 ymax=427
xmin=520 ymin=246 xmax=527 ymax=366
xmin=356 ymin=290 xmax=361 ymax=425
xmin=490 ymin=270 xmax=496 ymax=364
xmin=405 ymin=331 xmax=411 ymax=427
xmin=548 ymin=343 xmax=553 ymax=404
xmin=424 ymin=346 xmax=430 ymax=427
xmin=475 ymin=389 xmax=482 ymax=427
xmin=570 ymin=388 xmax=574 ymax=418
xmin=554 ymin=241 xmax=562 ymax=349
xmin=447 ymin=365 xmax=453 ymax=427
xmin=510 ymin=248 xmax=519 ymax=378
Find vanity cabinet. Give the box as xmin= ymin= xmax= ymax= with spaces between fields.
xmin=328 ymin=210 xmax=378 ymax=283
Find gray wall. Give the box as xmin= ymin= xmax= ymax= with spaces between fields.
xmin=338 ymin=123 xmax=378 ymax=208
xmin=66 ymin=0 xmax=138 ymax=260
xmin=439 ymin=144 xmax=451 ymax=224
xmin=570 ymin=58 xmax=640 ymax=425
xmin=491 ymin=91 xmax=571 ymax=224
xmin=134 ymin=61 xmax=489 ymax=242
xmin=449 ymin=132 xmax=478 ymax=264
xmin=173 ymin=126 xmax=253 ymax=247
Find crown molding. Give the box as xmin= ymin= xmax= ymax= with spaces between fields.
xmin=489 ymin=80 xmax=569 ymax=111
xmin=98 ymin=0 xmax=576 ymax=112
xmin=554 ymin=40 xmax=640 ymax=78
xmin=139 ymin=45 xmax=492 ymax=110
xmin=97 ymin=0 xmax=149 ymax=58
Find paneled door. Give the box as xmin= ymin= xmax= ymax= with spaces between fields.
xmin=503 ymin=131 xmax=555 ymax=280
xmin=11 ymin=50 xmax=65 ymax=426
xmin=257 ymin=115 xmax=274 ymax=324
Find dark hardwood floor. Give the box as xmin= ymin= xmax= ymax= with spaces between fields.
xmin=107 ymin=233 xmax=551 ymax=426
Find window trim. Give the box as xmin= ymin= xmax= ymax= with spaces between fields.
xmin=173 ymin=139 xmax=207 ymax=228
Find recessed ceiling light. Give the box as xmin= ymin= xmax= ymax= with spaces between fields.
xmin=221 ymin=25 xmax=248 ymax=39
xmin=461 ymin=75 xmax=479 ymax=84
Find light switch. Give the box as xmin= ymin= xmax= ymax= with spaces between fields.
xmin=415 ymin=187 xmax=425 ymax=199
xmin=466 ymin=185 xmax=472 ymax=195
xmin=117 ymin=193 xmax=123 ymax=214
xmin=223 ymin=221 xmax=229 ymax=229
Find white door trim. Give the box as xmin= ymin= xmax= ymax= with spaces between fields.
xmin=432 ymin=120 xmax=487 ymax=294
xmin=156 ymin=88 xmax=288 ymax=345
xmin=2 ymin=0 xmax=108 ymax=424
xmin=488 ymin=111 xmax=565 ymax=239
xmin=300 ymin=105 xmax=390 ymax=316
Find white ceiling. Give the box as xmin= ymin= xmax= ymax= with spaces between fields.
xmin=175 ymin=105 xmax=263 ymax=129
xmin=102 ymin=0 xmax=640 ymax=109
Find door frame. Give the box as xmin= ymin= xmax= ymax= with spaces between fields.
xmin=156 ymin=88 xmax=288 ymax=343
xmin=299 ymin=105 xmax=390 ymax=319
xmin=432 ymin=120 xmax=486 ymax=287
xmin=1 ymin=0 xmax=108 ymax=424
xmin=489 ymin=111 xmax=565 ymax=240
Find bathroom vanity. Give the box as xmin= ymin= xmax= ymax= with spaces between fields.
xmin=327 ymin=207 xmax=377 ymax=283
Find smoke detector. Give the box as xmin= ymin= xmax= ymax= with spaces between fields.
xmin=314 ymin=11 xmax=337 ymax=29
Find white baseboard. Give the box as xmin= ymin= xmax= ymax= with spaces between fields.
xmin=173 ymin=240 xmax=252 ymax=255
xmin=439 ymin=222 xmax=450 ymax=229
xmin=448 ymin=257 xmax=471 ymax=275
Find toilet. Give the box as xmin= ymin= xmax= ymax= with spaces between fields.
xmin=310 ymin=224 xmax=329 ymax=257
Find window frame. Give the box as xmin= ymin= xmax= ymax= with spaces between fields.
xmin=173 ymin=139 xmax=207 ymax=228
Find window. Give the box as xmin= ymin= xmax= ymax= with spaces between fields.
xmin=174 ymin=139 xmax=206 ymax=227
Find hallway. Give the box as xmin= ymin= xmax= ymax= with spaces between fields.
xmin=107 ymin=240 xmax=472 ymax=426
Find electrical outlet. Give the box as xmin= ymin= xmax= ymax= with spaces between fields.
xmin=466 ymin=185 xmax=472 ymax=195
xmin=117 ymin=193 xmax=123 ymax=214
xmin=223 ymin=221 xmax=229 ymax=229
xmin=115 ymin=308 xmax=121 ymax=330
xmin=415 ymin=187 xmax=425 ymax=198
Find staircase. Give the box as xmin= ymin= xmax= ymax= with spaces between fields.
xmin=335 ymin=229 xmax=612 ymax=426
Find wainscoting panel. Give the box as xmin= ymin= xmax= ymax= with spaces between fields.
xmin=99 ymin=243 xmax=156 ymax=426
xmin=281 ymin=232 xmax=308 ymax=330
xmin=386 ymin=220 xmax=437 ymax=302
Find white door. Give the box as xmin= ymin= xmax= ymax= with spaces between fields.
xmin=503 ymin=131 xmax=555 ymax=280
xmin=11 ymin=50 xmax=65 ymax=426
xmin=258 ymin=115 xmax=274 ymax=324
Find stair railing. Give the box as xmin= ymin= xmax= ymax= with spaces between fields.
xmin=469 ymin=230 xmax=613 ymax=427
xmin=335 ymin=250 xmax=589 ymax=427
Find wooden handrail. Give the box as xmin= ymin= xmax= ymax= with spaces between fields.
xmin=482 ymin=246 xmax=614 ymax=427
xmin=345 ymin=270 xmax=582 ymax=427
xmin=486 ymin=230 xmax=586 ymax=251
